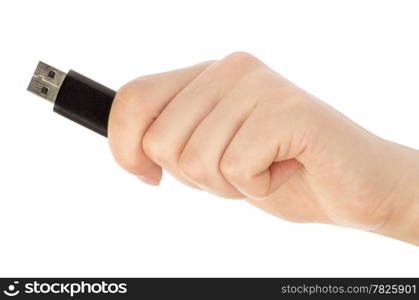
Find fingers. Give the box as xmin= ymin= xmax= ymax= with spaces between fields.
xmin=220 ymin=97 xmax=308 ymax=199
xmin=142 ymin=52 xmax=263 ymax=192
xmin=140 ymin=61 xmax=222 ymax=187
xmin=178 ymin=71 xmax=263 ymax=198
xmin=110 ymin=51 xmax=308 ymax=200
xmin=108 ymin=61 xmax=214 ymax=186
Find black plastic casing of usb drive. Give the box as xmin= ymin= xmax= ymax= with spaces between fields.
xmin=54 ymin=70 xmax=116 ymax=137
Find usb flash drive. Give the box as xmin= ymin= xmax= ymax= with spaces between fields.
xmin=27 ymin=61 xmax=116 ymax=137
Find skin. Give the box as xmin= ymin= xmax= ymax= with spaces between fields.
xmin=108 ymin=52 xmax=419 ymax=246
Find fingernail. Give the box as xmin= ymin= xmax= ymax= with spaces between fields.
xmin=137 ymin=175 xmax=161 ymax=186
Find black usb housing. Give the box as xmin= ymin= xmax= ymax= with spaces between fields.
xmin=27 ymin=62 xmax=115 ymax=137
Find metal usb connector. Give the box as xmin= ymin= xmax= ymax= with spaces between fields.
xmin=27 ymin=61 xmax=67 ymax=103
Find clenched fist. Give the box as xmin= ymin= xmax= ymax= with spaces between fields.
xmin=108 ymin=52 xmax=419 ymax=245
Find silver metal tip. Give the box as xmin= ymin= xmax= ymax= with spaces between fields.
xmin=27 ymin=61 xmax=67 ymax=103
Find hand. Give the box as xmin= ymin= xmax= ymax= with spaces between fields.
xmin=108 ymin=52 xmax=419 ymax=245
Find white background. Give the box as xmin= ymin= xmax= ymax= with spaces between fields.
xmin=0 ymin=0 xmax=418 ymax=277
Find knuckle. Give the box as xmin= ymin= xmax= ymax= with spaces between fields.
xmin=142 ymin=129 xmax=170 ymax=164
xmin=220 ymin=155 xmax=247 ymax=182
xmin=221 ymin=51 xmax=262 ymax=70
xmin=115 ymin=77 xmax=156 ymax=111
xmin=178 ymin=153 xmax=208 ymax=184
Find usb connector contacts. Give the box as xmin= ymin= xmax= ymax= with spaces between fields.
xmin=27 ymin=62 xmax=67 ymax=103
xmin=27 ymin=61 xmax=116 ymax=137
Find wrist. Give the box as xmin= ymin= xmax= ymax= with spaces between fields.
xmin=374 ymin=142 xmax=419 ymax=246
